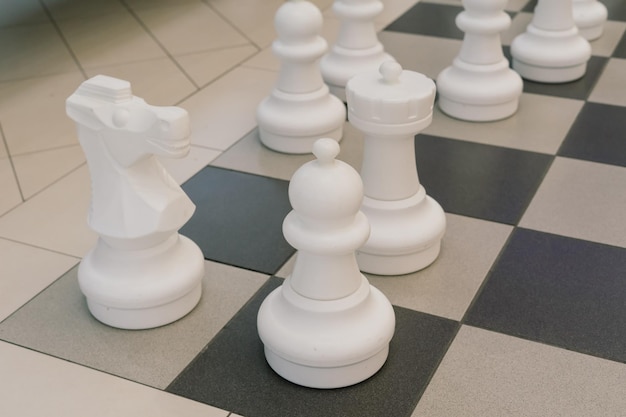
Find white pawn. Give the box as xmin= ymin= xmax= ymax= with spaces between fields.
xmin=436 ymin=0 xmax=523 ymax=121
xmin=347 ymin=61 xmax=446 ymax=275
xmin=67 ymin=75 xmax=204 ymax=330
xmin=257 ymin=0 xmax=345 ymax=154
xmin=573 ymin=0 xmax=608 ymax=41
xmin=511 ymin=0 xmax=591 ymax=83
xmin=257 ymin=138 xmax=395 ymax=389
xmin=321 ymin=0 xmax=395 ymax=101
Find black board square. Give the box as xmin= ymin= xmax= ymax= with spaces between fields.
xmin=167 ymin=277 xmax=459 ymax=417
xmin=385 ymin=2 xmax=464 ymax=40
xmin=465 ymin=228 xmax=626 ymax=363
xmin=414 ymin=135 xmax=553 ymax=225
xmin=181 ymin=166 xmax=294 ymax=275
xmin=559 ymin=102 xmax=626 ymax=167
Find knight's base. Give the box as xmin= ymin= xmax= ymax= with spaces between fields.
xmin=257 ymin=276 xmax=395 ymax=389
xmin=78 ymin=234 xmax=205 ymax=330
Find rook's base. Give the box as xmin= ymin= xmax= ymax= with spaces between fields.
xmin=358 ymin=189 xmax=446 ymax=276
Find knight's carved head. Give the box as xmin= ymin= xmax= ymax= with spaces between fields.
xmin=66 ymin=75 xmax=191 ymax=167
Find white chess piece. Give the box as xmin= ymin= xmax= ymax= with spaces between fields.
xmin=347 ymin=61 xmax=446 ymax=275
xmin=573 ymin=0 xmax=608 ymax=41
xmin=436 ymin=0 xmax=523 ymax=121
xmin=321 ymin=0 xmax=395 ymax=101
xmin=257 ymin=138 xmax=395 ymax=389
xmin=257 ymin=0 xmax=345 ymax=154
xmin=511 ymin=0 xmax=591 ymax=83
xmin=67 ymin=75 xmax=204 ymax=330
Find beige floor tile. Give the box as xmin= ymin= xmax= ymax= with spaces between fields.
xmin=0 ymin=157 xmax=22 ymax=216
xmin=413 ymin=325 xmax=626 ymax=416
xmin=42 ymin=0 xmax=128 ymax=20
xmin=0 ymin=165 xmax=95 ymax=257
xmin=0 ymin=23 xmax=78 ymax=81
xmin=520 ymin=157 xmax=626 ymax=248
xmin=588 ymin=58 xmax=626 ymax=107
xmin=12 ymin=146 xmax=85 ymax=199
xmin=0 ymin=0 xmax=48 ymax=27
xmin=134 ymin=2 xmax=249 ymax=56
xmin=57 ymin=12 xmax=166 ymax=69
xmin=0 ymin=238 xmax=77 ymax=321
xmin=0 ymin=341 xmax=230 ymax=417
xmin=0 ymin=72 xmax=85 ymax=155
xmin=180 ymin=66 xmax=277 ymax=151
xmin=176 ymin=45 xmax=259 ymax=87
xmin=85 ymin=57 xmax=197 ymax=105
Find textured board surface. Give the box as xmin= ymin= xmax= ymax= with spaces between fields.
xmin=2 ymin=1 xmax=626 ymax=416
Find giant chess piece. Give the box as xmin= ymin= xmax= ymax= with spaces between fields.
xmin=347 ymin=61 xmax=446 ymax=275
xmin=573 ymin=0 xmax=608 ymax=41
xmin=436 ymin=0 xmax=523 ymax=121
xmin=257 ymin=0 xmax=345 ymax=154
xmin=511 ymin=0 xmax=591 ymax=83
xmin=257 ymin=138 xmax=395 ymax=389
xmin=67 ymin=75 xmax=204 ymax=330
xmin=321 ymin=0 xmax=395 ymax=101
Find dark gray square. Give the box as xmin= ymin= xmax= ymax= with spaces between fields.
xmin=167 ymin=277 xmax=459 ymax=417
xmin=414 ymin=135 xmax=553 ymax=225
xmin=181 ymin=167 xmax=294 ymax=275
xmin=465 ymin=228 xmax=626 ymax=363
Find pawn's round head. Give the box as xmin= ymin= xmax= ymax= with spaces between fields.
xmin=274 ymin=0 xmax=323 ymax=42
xmin=289 ymin=138 xmax=363 ymax=227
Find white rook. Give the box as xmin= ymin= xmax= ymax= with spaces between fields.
xmin=347 ymin=61 xmax=446 ymax=275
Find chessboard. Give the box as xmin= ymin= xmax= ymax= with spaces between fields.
xmin=1 ymin=0 xmax=626 ymax=416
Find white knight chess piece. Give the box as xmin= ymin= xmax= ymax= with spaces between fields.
xmin=67 ymin=75 xmax=204 ymax=330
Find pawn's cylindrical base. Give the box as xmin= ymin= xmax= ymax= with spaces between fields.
xmin=257 ymin=275 xmax=395 ymax=389
xmin=78 ymin=234 xmax=204 ymax=329
xmin=357 ymin=190 xmax=446 ymax=276
xmin=573 ymin=0 xmax=608 ymax=41
xmin=436 ymin=59 xmax=523 ymax=122
xmin=321 ymin=45 xmax=393 ymax=102
xmin=510 ymin=25 xmax=591 ymax=83
xmin=257 ymin=86 xmax=345 ymax=154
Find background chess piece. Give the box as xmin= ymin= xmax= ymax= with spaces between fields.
xmin=67 ymin=75 xmax=204 ymax=330
xmin=573 ymin=0 xmax=608 ymax=40
xmin=347 ymin=61 xmax=446 ymax=275
xmin=511 ymin=0 xmax=591 ymax=83
xmin=321 ymin=0 xmax=395 ymax=101
xmin=436 ymin=0 xmax=522 ymax=121
xmin=257 ymin=0 xmax=345 ymax=154
xmin=257 ymin=138 xmax=395 ymax=389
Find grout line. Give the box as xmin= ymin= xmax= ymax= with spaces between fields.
xmin=201 ymin=0 xmax=264 ymax=50
xmin=0 ymin=123 xmax=25 ymax=203
xmin=119 ymin=0 xmax=201 ymax=90
xmin=37 ymin=0 xmax=88 ymax=80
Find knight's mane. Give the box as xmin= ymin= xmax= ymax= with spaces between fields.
xmin=76 ymin=75 xmax=133 ymax=104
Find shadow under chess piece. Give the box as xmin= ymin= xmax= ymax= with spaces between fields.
xmin=67 ymin=75 xmax=204 ymax=330
xmin=257 ymin=138 xmax=395 ymax=389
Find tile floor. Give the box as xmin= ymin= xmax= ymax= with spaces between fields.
xmin=0 ymin=0 xmax=416 ymax=414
